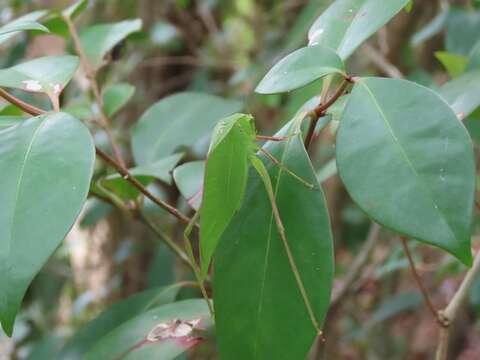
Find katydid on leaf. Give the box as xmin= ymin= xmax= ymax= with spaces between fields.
xmin=183 ymin=113 xmax=321 ymax=334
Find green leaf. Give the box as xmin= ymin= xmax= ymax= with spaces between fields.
xmin=101 ymin=153 xmax=183 ymax=199
xmin=103 ymin=83 xmax=135 ymax=117
xmin=0 ymin=116 xmax=24 ymax=130
xmin=467 ymin=40 xmax=480 ymax=71
xmin=435 ymin=51 xmax=468 ymax=78
xmin=59 ymin=285 xmax=180 ymax=360
xmin=255 ymin=45 xmax=345 ymax=94
xmin=63 ymin=0 xmax=89 ymax=20
xmin=173 ymin=161 xmax=205 ymax=211
xmin=214 ymin=121 xmax=334 ymax=360
xmin=439 ymin=70 xmax=480 ymax=118
xmin=0 ymin=11 xmax=48 ymax=45
xmin=446 ymin=7 xmax=480 ymax=56
xmin=308 ymin=0 xmax=410 ymax=59
xmin=0 ymin=112 xmax=95 ymax=335
xmin=79 ymin=19 xmax=142 ymax=70
xmin=131 ymin=92 xmax=242 ymax=164
xmin=0 ymin=55 xmax=79 ymax=105
xmin=200 ymin=114 xmax=255 ymax=276
xmin=336 ymin=77 xmax=475 ymax=265
xmin=85 ymin=299 xmax=212 ymax=360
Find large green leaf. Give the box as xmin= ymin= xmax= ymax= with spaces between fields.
xmin=439 ymin=70 xmax=480 ymax=118
xmin=101 ymin=153 xmax=183 ymax=199
xmin=59 ymin=285 xmax=180 ymax=360
xmin=131 ymin=92 xmax=242 ymax=164
xmin=336 ymin=77 xmax=475 ymax=265
xmin=0 ymin=56 xmax=79 ymax=104
xmin=79 ymin=19 xmax=142 ymax=70
xmin=214 ymin=120 xmax=334 ymax=360
xmin=308 ymin=0 xmax=409 ymax=59
xmin=103 ymin=83 xmax=135 ymax=117
xmin=0 ymin=11 xmax=48 ymax=45
xmin=173 ymin=161 xmax=205 ymax=211
xmin=0 ymin=112 xmax=95 ymax=335
xmin=255 ymin=45 xmax=344 ymax=94
xmin=446 ymin=7 xmax=480 ymax=56
xmin=85 ymin=299 xmax=212 ymax=360
xmin=200 ymin=114 xmax=255 ymax=276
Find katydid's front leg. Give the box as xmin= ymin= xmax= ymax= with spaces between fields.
xmin=254 ymin=145 xmax=314 ymax=190
xmin=249 ymin=155 xmax=322 ymax=336
xmin=183 ymin=211 xmax=215 ymax=318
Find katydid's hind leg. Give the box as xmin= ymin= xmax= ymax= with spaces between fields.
xmin=256 ymin=147 xmax=315 ymax=189
xmin=249 ymin=155 xmax=322 ymax=335
xmin=183 ymin=211 xmax=215 ymax=318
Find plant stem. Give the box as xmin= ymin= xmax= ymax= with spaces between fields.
xmin=64 ymin=15 xmax=126 ymax=168
xmin=331 ymin=222 xmax=381 ymax=307
xmin=400 ymin=236 xmax=443 ymax=324
xmin=304 ymin=77 xmax=352 ymax=149
xmin=138 ymin=210 xmax=193 ymax=270
xmin=0 ymin=88 xmax=46 ymax=116
xmin=436 ymin=249 xmax=480 ymax=360
xmin=95 ymin=147 xmax=195 ymax=226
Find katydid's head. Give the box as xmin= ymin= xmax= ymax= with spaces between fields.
xmin=208 ymin=113 xmax=256 ymax=153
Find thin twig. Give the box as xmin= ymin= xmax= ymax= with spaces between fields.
xmin=0 ymin=88 xmax=46 ymax=116
xmin=362 ymin=43 xmax=405 ymax=79
xmin=64 ymin=15 xmax=126 ymax=168
xmin=95 ymin=147 xmax=195 ymax=226
xmin=138 ymin=210 xmax=193 ymax=270
xmin=436 ymin=249 xmax=480 ymax=360
xmin=304 ymin=77 xmax=352 ymax=149
xmin=331 ymin=222 xmax=381 ymax=307
xmin=400 ymin=236 xmax=443 ymax=324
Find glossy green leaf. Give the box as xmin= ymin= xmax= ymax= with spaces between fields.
xmin=173 ymin=161 xmax=205 ymax=211
xmin=59 ymin=285 xmax=180 ymax=360
xmin=103 ymin=83 xmax=135 ymax=117
xmin=0 ymin=112 xmax=95 ymax=335
xmin=63 ymin=0 xmax=89 ymax=19
xmin=79 ymin=19 xmax=142 ymax=70
xmin=132 ymin=92 xmax=242 ymax=164
xmin=308 ymin=0 xmax=409 ymax=59
xmin=0 ymin=55 xmax=79 ymax=104
xmin=337 ymin=77 xmax=475 ymax=265
xmin=0 ymin=11 xmax=48 ymax=45
xmin=200 ymin=114 xmax=255 ymax=276
xmin=85 ymin=299 xmax=212 ymax=360
xmin=101 ymin=153 xmax=183 ymax=199
xmin=446 ymin=7 xmax=480 ymax=55
xmin=0 ymin=116 xmax=24 ymax=130
xmin=255 ymin=45 xmax=344 ymax=94
xmin=214 ymin=120 xmax=334 ymax=360
xmin=435 ymin=51 xmax=468 ymax=78
xmin=439 ymin=70 xmax=480 ymax=118
xmin=0 ymin=21 xmax=48 ymax=37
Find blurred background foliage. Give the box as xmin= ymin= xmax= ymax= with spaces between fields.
xmin=1 ymin=0 xmax=480 ymax=359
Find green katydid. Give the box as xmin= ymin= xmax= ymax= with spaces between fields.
xmin=183 ymin=112 xmax=322 ymax=335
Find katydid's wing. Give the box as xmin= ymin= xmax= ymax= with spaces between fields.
xmin=199 ymin=113 xmax=255 ymax=277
